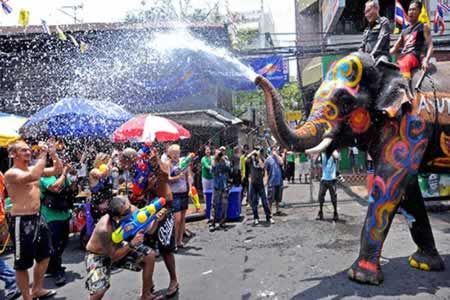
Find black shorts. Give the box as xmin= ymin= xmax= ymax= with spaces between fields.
xmin=144 ymin=211 xmax=176 ymax=254
xmin=9 ymin=214 xmax=52 ymax=270
xmin=171 ymin=192 xmax=189 ymax=213
xmin=268 ymin=185 xmax=283 ymax=203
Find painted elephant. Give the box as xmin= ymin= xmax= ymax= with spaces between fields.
xmin=256 ymin=51 xmax=450 ymax=285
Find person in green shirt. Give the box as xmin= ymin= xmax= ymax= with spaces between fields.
xmin=286 ymin=151 xmax=296 ymax=184
xmin=40 ymin=164 xmax=74 ymax=286
xmin=201 ymin=146 xmax=213 ymax=193
xmin=298 ymin=152 xmax=310 ymax=184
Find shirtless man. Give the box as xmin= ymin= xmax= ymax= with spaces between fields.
xmin=4 ymin=140 xmax=62 ymax=300
xmin=85 ymin=196 xmax=164 ymax=300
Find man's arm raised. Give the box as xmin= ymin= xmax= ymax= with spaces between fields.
xmin=42 ymin=140 xmax=63 ymax=176
xmin=5 ymin=146 xmax=48 ymax=185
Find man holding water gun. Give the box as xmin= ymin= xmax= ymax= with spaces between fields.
xmin=85 ymin=196 xmax=166 ymax=300
xmin=119 ymin=144 xmax=179 ymax=298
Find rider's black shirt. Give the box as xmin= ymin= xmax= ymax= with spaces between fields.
xmin=360 ymin=16 xmax=391 ymax=59
xmin=401 ymin=22 xmax=426 ymax=60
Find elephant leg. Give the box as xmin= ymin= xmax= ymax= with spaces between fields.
xmin=347 ymin=183 xmax=402 ymax=285
xmin=400 ymin=177 xmax=445 ymax=271
xmin=347 ymin=114 xmax=431 ymax=285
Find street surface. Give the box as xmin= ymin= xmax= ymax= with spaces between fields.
xmin=2 ymin=181 xmax=450 ymax=300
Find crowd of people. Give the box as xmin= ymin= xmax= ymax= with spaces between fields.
xmin=0 ymin=134 xmax=386 ymax=299
xmin=0 ymin=137 xmax=313 ymax=300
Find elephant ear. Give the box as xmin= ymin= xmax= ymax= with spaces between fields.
xmin=375 ymin=72 xmax=411 ymax=118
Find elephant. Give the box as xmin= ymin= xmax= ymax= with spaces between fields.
xmin=256 ymin=51 xmax=450 ymax=285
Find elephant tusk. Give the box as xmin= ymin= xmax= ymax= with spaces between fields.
xmin=305 ymin=137 xmax=333 ymax=155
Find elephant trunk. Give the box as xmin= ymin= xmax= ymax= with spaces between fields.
xmin=255 ymin=76 xmax=324 ymax=152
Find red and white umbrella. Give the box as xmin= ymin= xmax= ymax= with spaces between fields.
xmin=112 ymin=114 xmax=191 ymax=143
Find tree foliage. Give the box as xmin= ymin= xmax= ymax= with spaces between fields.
xmin=125 ymin=0 xmax=223 ymax=23
xmin=232 ymin=82 xmax=304 ymax=118
xmin=232 ymin=28 xmax=259 ymax=50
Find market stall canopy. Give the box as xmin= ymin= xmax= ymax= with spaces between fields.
xmin=156 ymin=109 xmax=242 ymax=129
xmin=21 ymin=97 xmax=133 ymax=138
xmin=0 ymin=112 xmax=27 ymax=147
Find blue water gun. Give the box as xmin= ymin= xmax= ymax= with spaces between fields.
xmin=111 ymin=197 xmax=166 ymax=244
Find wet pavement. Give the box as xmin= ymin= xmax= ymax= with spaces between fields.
xmin=1 ymin=181 xmax=449 ymax=299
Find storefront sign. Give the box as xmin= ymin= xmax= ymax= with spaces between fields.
xmin=418 ymin=173 xmax=450 ymax=199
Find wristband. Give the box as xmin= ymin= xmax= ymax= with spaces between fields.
xmin=119 ymin=241 xmax=133 ymax=249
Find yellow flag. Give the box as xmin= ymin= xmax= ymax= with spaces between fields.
xmin=418 ymin=4 xmax=430 ymax=25
xmin=18 ymin=9 xmax=29 ymax=27
xmin=79 ymin=41 xmax=88 ymax=54
xmin=56 ymin=26 xmax=67 ymax=41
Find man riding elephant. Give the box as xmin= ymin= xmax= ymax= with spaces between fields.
xmin=390 ymin=0 xmax=433 ymax=96
xmin=256 ymin=50 xmax=449 ymax=285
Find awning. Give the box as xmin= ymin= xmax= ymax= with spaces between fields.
xmin=156 ymin=109 xmax=242 ymax=129
xmin=0 ymin=112 xmax=27 ymax=147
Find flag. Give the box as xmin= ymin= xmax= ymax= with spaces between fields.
xmin=79 ymin=41 xmax=88 ymax=54
xmin=68 ymin=34 xmax=79 ymax=48
xmin=395 ymin=0 xmax=409 ymax=30
xmin=56 ymin=26 xmax=67 ymax=41
xmin=41 ymin=19 xmax=51 ymax=35
xmin=0 ymin=0 xmax=12 ymax=14
xmin=419 ymin=3 xmax=430 ymax=25
xmin=18 ymin=8 xmax=29 ymax=27
xmin=434 ymin=1 xmax=446 ymax=34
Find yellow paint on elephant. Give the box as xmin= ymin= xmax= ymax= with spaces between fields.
xmin=371 ymin=201 xmax=398 ymax=241
xmin=409 ymin=258 xmax=419 ymax=268
xmin=409 ymin=257 xmax=431 ymax=271
xmin=296 ymin=121 xmax=318 ymax=137
xmin=419 ymin=263 xmax=431 ymax=271
xmin=426 ymin=132 xmax=450 ymax=168
xmin=331 ymin=55 xmax=363 ymax=88
xmin=323 ymin=102 xmax=338 ymax=121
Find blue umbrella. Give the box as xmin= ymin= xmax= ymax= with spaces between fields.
xmin=22 ymin=97 xmax=133 ymax=138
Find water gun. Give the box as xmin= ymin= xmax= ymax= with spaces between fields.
xmin=98 ymin=164 xmax=108 ymax=174
xmin=171 ymin=153 xmax=195 ymax=176
xmin=189 ymin=186 xmax=200 ymax=210
xmin=111 ymin=197 xmax=166 ymax=244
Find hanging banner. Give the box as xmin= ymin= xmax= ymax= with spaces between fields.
xmin=246 ymin=55 xmax=289 ymax=89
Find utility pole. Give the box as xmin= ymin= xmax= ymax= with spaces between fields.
xmin=294 ymin=0 xmax=306 ymax=111
xmin=59 ymin=1 xmax=84 ymax=24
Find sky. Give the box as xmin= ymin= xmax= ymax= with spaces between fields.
xmin=0 ymin=0 xmax=266 ymax=26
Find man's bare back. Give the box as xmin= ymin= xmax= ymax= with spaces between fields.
xmin=86 ymin=214 xmax=115 ymax=257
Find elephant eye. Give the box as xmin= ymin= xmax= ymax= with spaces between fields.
xmin=341 ymin=102 xmax=353 ymax=115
